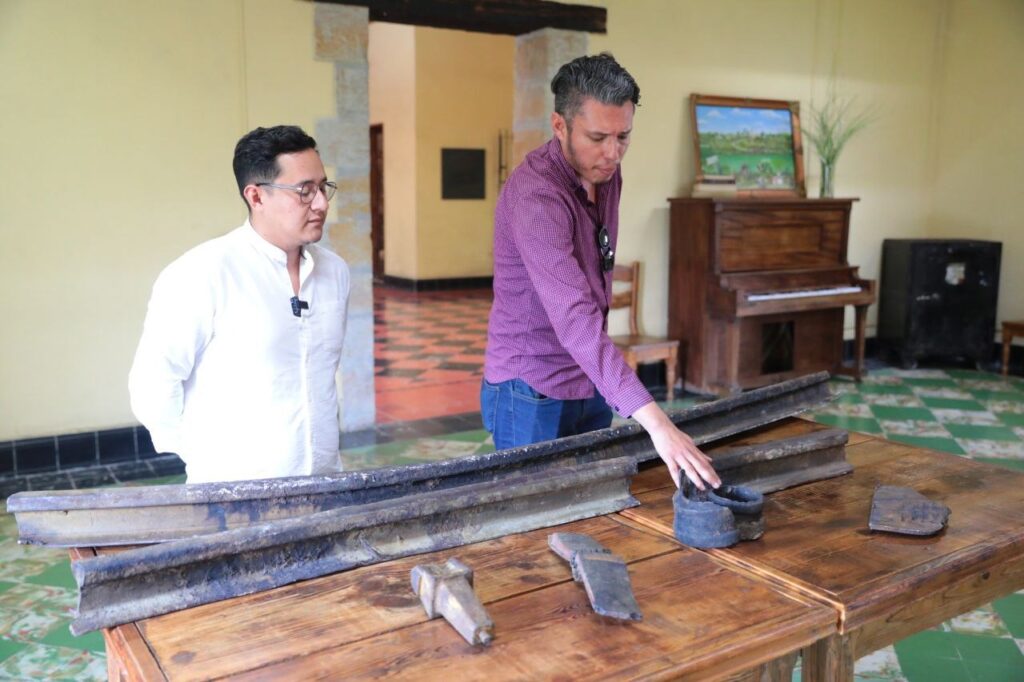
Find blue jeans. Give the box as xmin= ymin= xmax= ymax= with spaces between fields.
xmin=480 ymin=378 xmax=613 ymax=450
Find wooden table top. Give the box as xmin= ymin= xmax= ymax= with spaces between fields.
xmin=86 ymin=511 xmax=835 ymax=680
xmin=623 ymin=418 xmax=1024 ymax=650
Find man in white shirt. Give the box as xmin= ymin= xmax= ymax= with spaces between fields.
xmin=129 ymin=125 xmax=351 ymax=483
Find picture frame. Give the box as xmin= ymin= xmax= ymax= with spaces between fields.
xmin=691 ymin=94 xmax=806 ymax=197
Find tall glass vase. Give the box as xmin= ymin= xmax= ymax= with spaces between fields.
xmin=819 ymin=160 xmax=835 ymax=198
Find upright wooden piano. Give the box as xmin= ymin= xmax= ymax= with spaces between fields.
xmin=668 ymin=197 xmax=876 ymax=395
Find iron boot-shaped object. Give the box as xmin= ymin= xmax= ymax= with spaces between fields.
xmin=411 ymin=557 xmax=494 ymax=646
xmin=548 ymin=532 xmax=643 ymax=621
xmin=708 ymin=484 xmax=765 ymax=541
xmin=673 ymin=480 xmax=765 ymax=549
xmin=672 ymin=482 xmax=739 ymax=549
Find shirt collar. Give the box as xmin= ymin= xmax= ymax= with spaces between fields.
xmin=547 ymin=136 xmax=607 ymax=205
xmin=547 ymin=137 xmax=586 ymax=194
xmin=240 ymin=220 xmax=307 ymax=266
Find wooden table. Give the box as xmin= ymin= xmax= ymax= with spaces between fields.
xmin=1002 ymin=319 xmax=1024 ymax=376
xmin=77 ymin=512 xmax=835 ymax=680
xmin=622 ymin=418 xmax=1024 ymax=681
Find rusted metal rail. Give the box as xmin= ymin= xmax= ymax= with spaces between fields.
xmin=713 ymin=428 xmax=851 ymax=493
xmin=70 ymin=457 xmax=638 ymax=635
xmin=9 ymin=372 xmax=832 ymax=547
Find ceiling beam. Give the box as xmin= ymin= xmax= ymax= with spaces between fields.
xmin=315 ymin=0 xmax=606 ymax=36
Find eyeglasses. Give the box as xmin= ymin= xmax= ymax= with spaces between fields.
xmin=597 ymin=225 xmax=615 ymax=272
xmin=256 ymin=180 xmax=337 ymax=203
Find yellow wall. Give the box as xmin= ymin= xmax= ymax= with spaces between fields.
xmin=414 ymin=27 xmax=514 ymax=279
xmin=587 ymin=0 xmax=947 ymax=339
xmin=929 ymin=0 xmax=1024 ymax=325
xmin=2 ymin=0 xmax=1021 ymax=442
xmin=368 ymin=22 xmax=418 ymax=279
xmin=369 ymin=25 xmax=513 ymax=280
xmin=0 ymin=0 xmax=334 ymax=441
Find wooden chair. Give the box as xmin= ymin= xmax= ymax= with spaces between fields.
xmin=1002 ymin=320 xmax=1024 ymax=376
xmin=609 ymin=261 xmax=680 ymax=400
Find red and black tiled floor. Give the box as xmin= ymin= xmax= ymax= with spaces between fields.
xmin=373 ymin=287 xmax=492 ymax=423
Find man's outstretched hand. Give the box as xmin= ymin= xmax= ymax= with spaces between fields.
xmin=632 ymin=402 xmax=721 ymax=489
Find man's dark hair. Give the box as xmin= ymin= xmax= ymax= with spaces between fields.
xmin=232 ymin=125 xmax=318 ymax=207
xmin=550 ymin=52 xmax=640 ymax=124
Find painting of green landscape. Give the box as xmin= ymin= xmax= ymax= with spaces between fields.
xmin=695 ymin=104 xmax=796 ymax=190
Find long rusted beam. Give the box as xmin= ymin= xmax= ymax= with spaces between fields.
xmin=69 ymin=456 xmax=637 ymax=635
xmin=9 ymin=372 xmax=832 ymax=547
xmin=713 ymin=428 xmax=852 ymax=493
xmin=314 ymin=0 xmax=607 ymax=36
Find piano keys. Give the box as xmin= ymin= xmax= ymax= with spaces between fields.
xmin=667 ymin=197 xmax=876 ymax=395
xmin=747 ymin=286 xmax=863 ymax=302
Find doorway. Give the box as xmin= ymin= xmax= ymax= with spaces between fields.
xmin=369 ymin=123 xmax=385 ymax=281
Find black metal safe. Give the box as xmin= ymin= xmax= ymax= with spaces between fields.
xmin=877 ymin=239 xmax=1001 ymax=368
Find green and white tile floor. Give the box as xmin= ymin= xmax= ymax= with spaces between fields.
xmin=814 ymin=369 xmax=1024 ymax=475
xmin=2 ymin=368 xmax=1023 ymax=680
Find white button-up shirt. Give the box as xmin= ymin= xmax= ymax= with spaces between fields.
xmin=129 ymin=223 xmax=350 ymax=483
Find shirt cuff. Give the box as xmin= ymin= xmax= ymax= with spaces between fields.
xmin=610 ymin=374 xmax=654 ymax=418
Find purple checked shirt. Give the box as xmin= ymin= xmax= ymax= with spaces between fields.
xmin=484 ymin=137 xmax=653 ymax=417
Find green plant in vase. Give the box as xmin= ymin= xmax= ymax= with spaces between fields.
xmin=802 ymin=89 xmax=873 ymax=198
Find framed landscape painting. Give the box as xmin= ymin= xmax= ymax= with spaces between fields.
xmin=691 ymin=94 xmax=806 ymax=197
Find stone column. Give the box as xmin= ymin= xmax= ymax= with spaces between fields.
xmin=512 ymin=29 xmax=587 ymax=167
xmin=314 ymin=4 xmax=374 ymax=431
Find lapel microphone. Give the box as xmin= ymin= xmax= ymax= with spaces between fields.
xmin=290 ymin=296 xmax=309 ymax=317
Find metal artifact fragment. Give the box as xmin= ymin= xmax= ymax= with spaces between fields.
xmin=548 ymin=532 xmax=642 ymax=621
xmin=9 ymin=372 xmax=833 ymax=547
xmin=69 ymin=457 xmax=637 ymax=635
xmin=548 ymin=532 xmax=610 ymax=580
xmin=411 ymin=558 xmax=494 ymax=646
xmin=868 ymin=485 xmax=951 ymax=536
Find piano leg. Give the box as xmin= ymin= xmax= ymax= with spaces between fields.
xmin=853 ymin=303 xmax=867 ymax=381
xmin=834 ymin=303 xmax=869 ymax=381
xmin=723 ymin=322 xmax=743 ymax=395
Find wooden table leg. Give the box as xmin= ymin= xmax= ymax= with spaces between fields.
xmin=623 ymin=349 xmax=638 ymax=372
xmin=765 ymin=650 xmax=799 ymax=682
xmin=666 ymin=346 xmax=678 ymax=401
xmin=721 ymin=650 xmax=799 ymax=682
xmin=802 ymin=633 xmax=855 ymax=682
xmin=1004 ymin=325 xmax=1013 ymax=376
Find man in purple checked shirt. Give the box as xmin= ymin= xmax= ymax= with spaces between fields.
xmin=481 ymin=53 xmax=720 ymax=491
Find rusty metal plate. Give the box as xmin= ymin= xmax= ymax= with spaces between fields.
xmin=868 ymin=485 xmax=951 ymax=536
